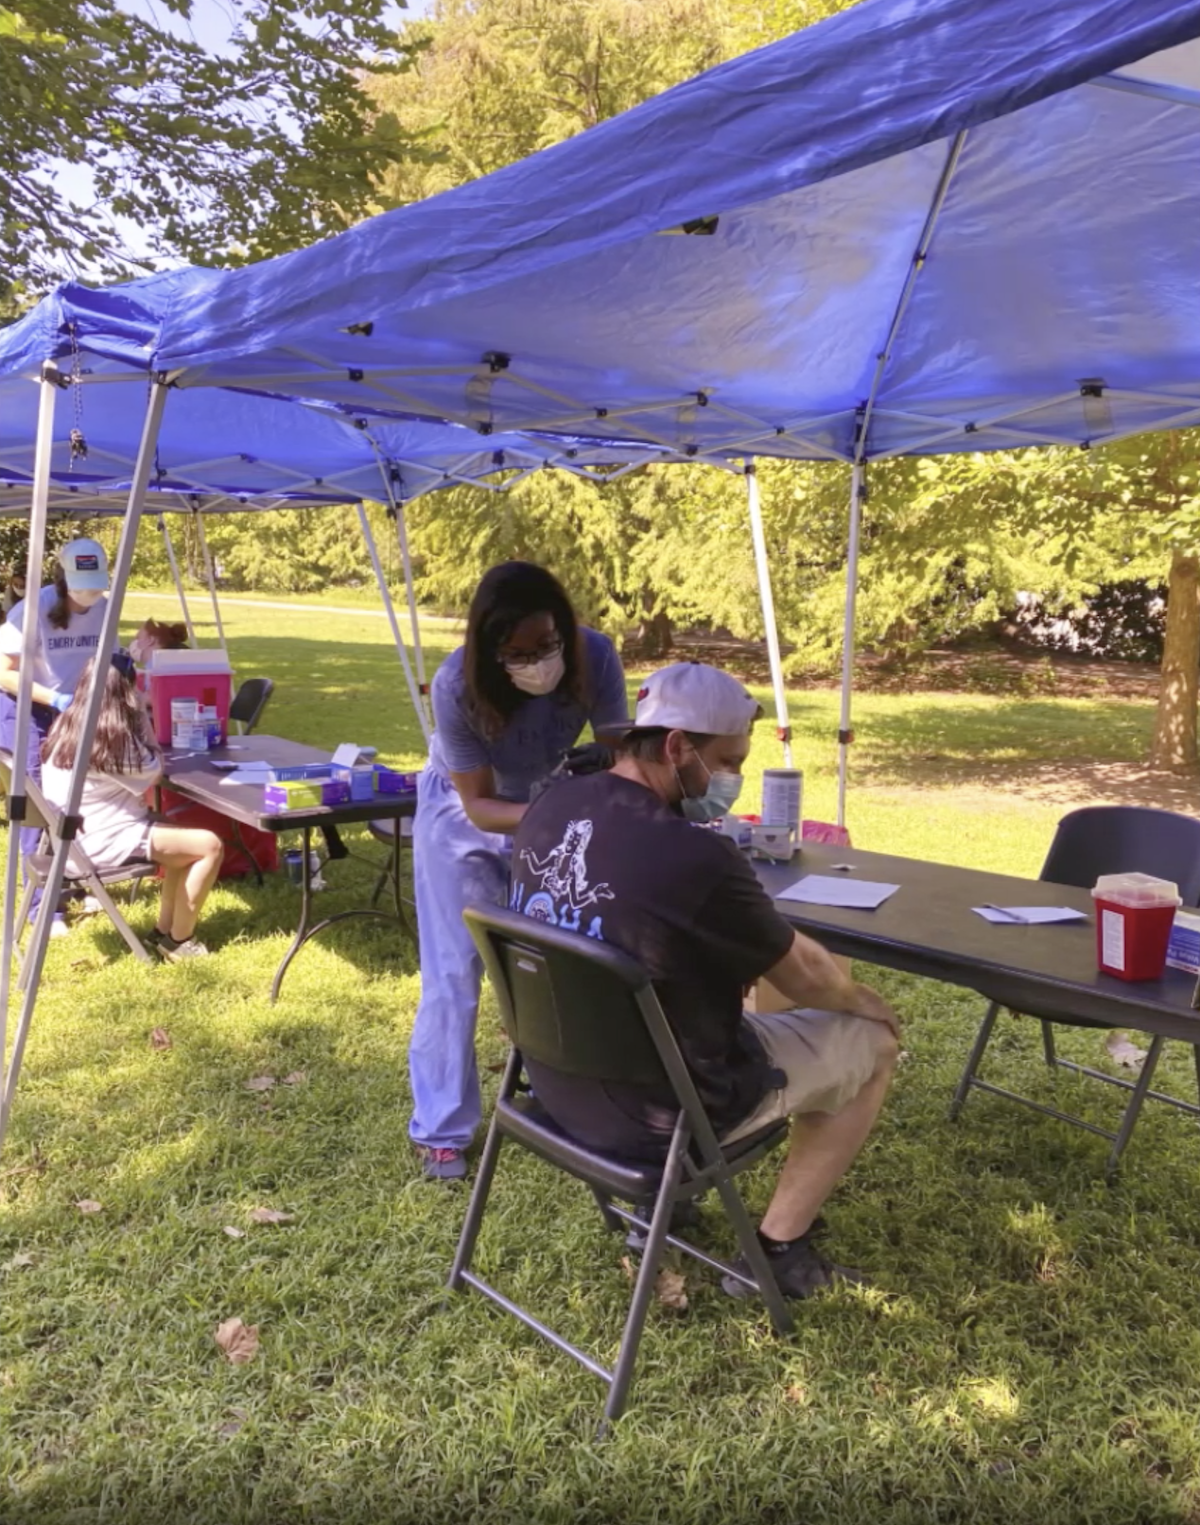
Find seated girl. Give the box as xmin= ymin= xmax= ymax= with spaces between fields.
xmin=41 ymin=654 xmax=225 ymax=962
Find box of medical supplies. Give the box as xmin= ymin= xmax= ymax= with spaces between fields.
xmin=265 ymin=763 xmax=332 ymax=784
xmin=1166 ymin=909 xmax=1200 ymax=974
xmin=332 ymin=763 xmax=376 ymax=803
xmin=148 ymin=650 xmax=232 ymax=747
xmin=264 ymin=780 xmax=327 ymax=813
xmin=374 ymin=767 xmax=418 ymax=795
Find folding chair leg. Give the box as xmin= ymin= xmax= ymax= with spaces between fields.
xmin=590 ymin=1188 xmax=624 ymax=1234
xmin=14 ymin=878 xmax=38 ymax=991
xmin=948 ymin=1001 xmax=1001 ymax=1119
xmin=448 ymin=1111 xmax=506 ymax=1291
xmin=1104 ymin=1034 xmax=1167 ymax=1181
xmin=708 ymin=1167 xmax=794 ymax=1337
xmin=86 ymin=879 xmax=153 ymax=964
xmin=1194 ymin=1045 xmax=1200 ymax=1115
xmin=1041 ymin=1020 xmax=1057 ymax=1068
xmin=604 ymin=1117 xmax=689 ymax=1428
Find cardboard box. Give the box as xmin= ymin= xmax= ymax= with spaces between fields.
xmin=1166 ymin=909 xmax=1200 ymax=974
xmin=264 ymin=780 xmax=327 ymax=813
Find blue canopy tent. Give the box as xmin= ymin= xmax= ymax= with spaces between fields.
xmin=146 ymin=0 xmax=1200 ymax=817
xmin=0 ymin=276 xmax=720 ymax=1153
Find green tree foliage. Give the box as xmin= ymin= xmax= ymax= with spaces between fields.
xmin=0 ymin=0 xmax=419 ymax=298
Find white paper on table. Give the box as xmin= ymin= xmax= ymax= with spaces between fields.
xmin=972 ymin=905 xmax=1088 ymax=925
xmin=219 ymin=766 xmax=271 ymax=787
xmin=776 ymin=875 xmax=900 ymax=910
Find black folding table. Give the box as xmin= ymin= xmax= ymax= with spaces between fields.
xmin=162 ymin=735 xmax=417 ymax=1001
xmin=755 ymin=841 xmax=1200 ymax=1046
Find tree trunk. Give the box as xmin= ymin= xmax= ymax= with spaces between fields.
xmin=1150 ymin=548 xmax=1200 ymax=769
xmin=634 ymin=610 xmax=674 ymax=658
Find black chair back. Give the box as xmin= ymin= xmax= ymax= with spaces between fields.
xmin=464 ymin=903 xmax=674 ymax=1089
xmin=1042 ymin=806 xmax=1200 ymax=905
xmin=229 ymin=677 xmax=274 ymax=732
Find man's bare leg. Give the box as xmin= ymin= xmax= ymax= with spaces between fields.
xmin=759 ymin=1037 xmax=898 ymax=1243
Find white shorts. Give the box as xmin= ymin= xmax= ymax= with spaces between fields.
xmin=723 ymin=1007 xmax=888 ymax=1143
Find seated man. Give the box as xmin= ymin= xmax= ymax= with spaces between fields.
xmin=509 ymin=661 xmax=899 ymax=1299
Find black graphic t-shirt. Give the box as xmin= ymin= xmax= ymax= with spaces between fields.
xmin=509 ymin=771 xmax=795 ymax=1158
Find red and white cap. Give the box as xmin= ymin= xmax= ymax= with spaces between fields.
xmin=634 ymin=662 xmax=759 ymax=736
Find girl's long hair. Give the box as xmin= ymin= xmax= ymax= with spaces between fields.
xmin=46 ymin=567 xmax=72 ymax=631
xmin=43 ymin=657 xmax=160 ymax=775
xmin=463 ymin=562 xmax=587 ymax=739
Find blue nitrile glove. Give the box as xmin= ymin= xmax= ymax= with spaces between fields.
xmin=51 ymin=692 xmax=71 ymax=713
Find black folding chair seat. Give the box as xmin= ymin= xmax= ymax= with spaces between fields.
xmin=229 ymin=677 xmax=273 ymax=734
xmin=449 ymin=904 xmax=795 ymax=1429
xmin=497 ymin=1091 xmax=787 ymax=1204
xmin=950 ymin=805 xmax=1200 ymax=1177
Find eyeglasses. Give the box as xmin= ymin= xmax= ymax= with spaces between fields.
xmin=499 ymin=636 xmax=564 ymax=671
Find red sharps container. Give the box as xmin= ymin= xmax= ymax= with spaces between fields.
xmin=1090 ymin=873 xmax=1181 ymax=982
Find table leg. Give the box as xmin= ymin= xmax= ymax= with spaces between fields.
xmin=271 ymin=824 xmax=314 ymax=1003
xmin=269 ymin=816 xmax=415 ymax=1003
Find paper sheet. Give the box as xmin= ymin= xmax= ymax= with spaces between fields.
xmin=776 ymin=875 xmax=899 ymax=910
xmin=972 ymin=905 xmax=1088 ymax=925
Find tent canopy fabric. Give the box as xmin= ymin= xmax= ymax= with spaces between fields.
xmin=0 ymin=278 xmax=718 ymax=513
xmin=150 ymin=0 xmax=1200 ymax=464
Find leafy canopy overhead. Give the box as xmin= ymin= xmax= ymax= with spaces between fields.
xmin=0 ymin=0 xmax=418 ymax=297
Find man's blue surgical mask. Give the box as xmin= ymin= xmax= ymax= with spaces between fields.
xmin=678 ymin=752 xmax=743 ymax=823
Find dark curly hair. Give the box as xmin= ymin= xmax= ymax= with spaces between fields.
xmin=463 ymin=562 xmax=588 ymax=739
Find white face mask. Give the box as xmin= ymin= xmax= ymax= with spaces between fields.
xmin=506 ymin=651 xmax=566 ymax=696
xmin=69 ymin=589 xmax=105 ymax=610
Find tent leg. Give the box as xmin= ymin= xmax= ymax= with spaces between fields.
xmin=194 ymin=512 xmax=229 ymax=663
xmin=158 ymin=514 xmax=196 ymax=645
xmin=356 ymin=504 xmax=430 ymax=745
xmin=0 ymin=367 xmax=58 ymax=1136
xmin=744 ymin=461 xmax=792 ymax=766
xmin=393 ymin=499 xmax=431 ymax=732
xmin=836 ymin=465 xmax=864 ymax=830
xmin=0 ymin=379 xmax=169 ymax=1157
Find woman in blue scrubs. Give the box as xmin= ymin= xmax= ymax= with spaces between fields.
xmin=410 ymin=561 xmax=628 ymax=1179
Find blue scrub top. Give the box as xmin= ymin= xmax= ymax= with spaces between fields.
xmin=426 ymin=627 xmax=628 ymax=803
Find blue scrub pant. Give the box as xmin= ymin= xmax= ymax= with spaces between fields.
xmin=408 ymin=767 xmax=509 ymax=1151
xmin=0 ymin=691 xmax=57 ymax=919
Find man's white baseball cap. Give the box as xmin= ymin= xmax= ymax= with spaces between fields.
xmin=634 ymin=662 xmax=759 ymax=736
xmin=57 ymin=538 xmax=110 ymax=592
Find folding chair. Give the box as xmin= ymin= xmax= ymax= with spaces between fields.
xmin=450 ymin=903 xmax=794 ymax=1428
xmin=949 ymin=805 xmax=1200 ymax=1177
xmin=229 ymin=677 xmax=274 ymax=735
xmin=0 ymin=752 xmax=157 ymax=981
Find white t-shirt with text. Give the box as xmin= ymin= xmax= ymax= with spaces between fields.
xmin=0 ymin=586 xmax=114 ymax=701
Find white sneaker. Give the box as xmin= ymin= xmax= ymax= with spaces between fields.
xmin=80 ymin=895 xmax=103 ymax=916
xmin=48 ymin=919 xmax=70 ymax=939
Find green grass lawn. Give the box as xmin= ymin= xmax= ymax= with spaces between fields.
xmin=4 ymin=600 xmax=1200 ymax=1524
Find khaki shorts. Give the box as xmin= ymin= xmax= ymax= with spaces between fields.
xmin=723 ymin=1007 xmax=887 ymax=1143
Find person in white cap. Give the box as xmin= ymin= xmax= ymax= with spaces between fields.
xmin=509 ymin=660 xmax=900 ymax=1299
xmin=0 ymin=538 xmax=117 ymax=935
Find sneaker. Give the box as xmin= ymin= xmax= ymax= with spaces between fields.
xmin=415 ymin=1145 xmax=467 ymax=1181
xmin=158 ymin=936 xmax=210 ymax=963
xmin=79 ymin=895 xmax=104 ymax=916
xmin=722 ymin=1227 xmax=865 ymax=1301
xmin=48 ymin=918 xmax=70 ymax=940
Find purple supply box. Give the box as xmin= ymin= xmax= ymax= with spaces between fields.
xmin=375 ymin=766 xmax=418 ymax=795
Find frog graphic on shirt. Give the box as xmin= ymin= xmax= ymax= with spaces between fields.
xmin=513 ymin=818 xmax=612 ymax=937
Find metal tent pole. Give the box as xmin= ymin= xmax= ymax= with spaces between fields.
xmin=193 ymin=511 xmax=229 ymax=662
xmin=0 ymin=367 xmax=58 ymax=1118
xmin=356 ymin=503 xmax=431 ymax=745
xmin=836 ymin=465 xmax=865 ymax=829
xmin=368 ymin=448 xmax=431 ymax=733
xmin=393 ymin=498 xmax=430 ymax=727
xmin=158 ymin=513 xmax=196 ymax=644
xmin=0 ymin=379 xmax=169 ymax=1155
xmin=836 ymin=128 xmax=968 ymax=829
xmin=744 ymin=461 xmax=792 ymax=766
